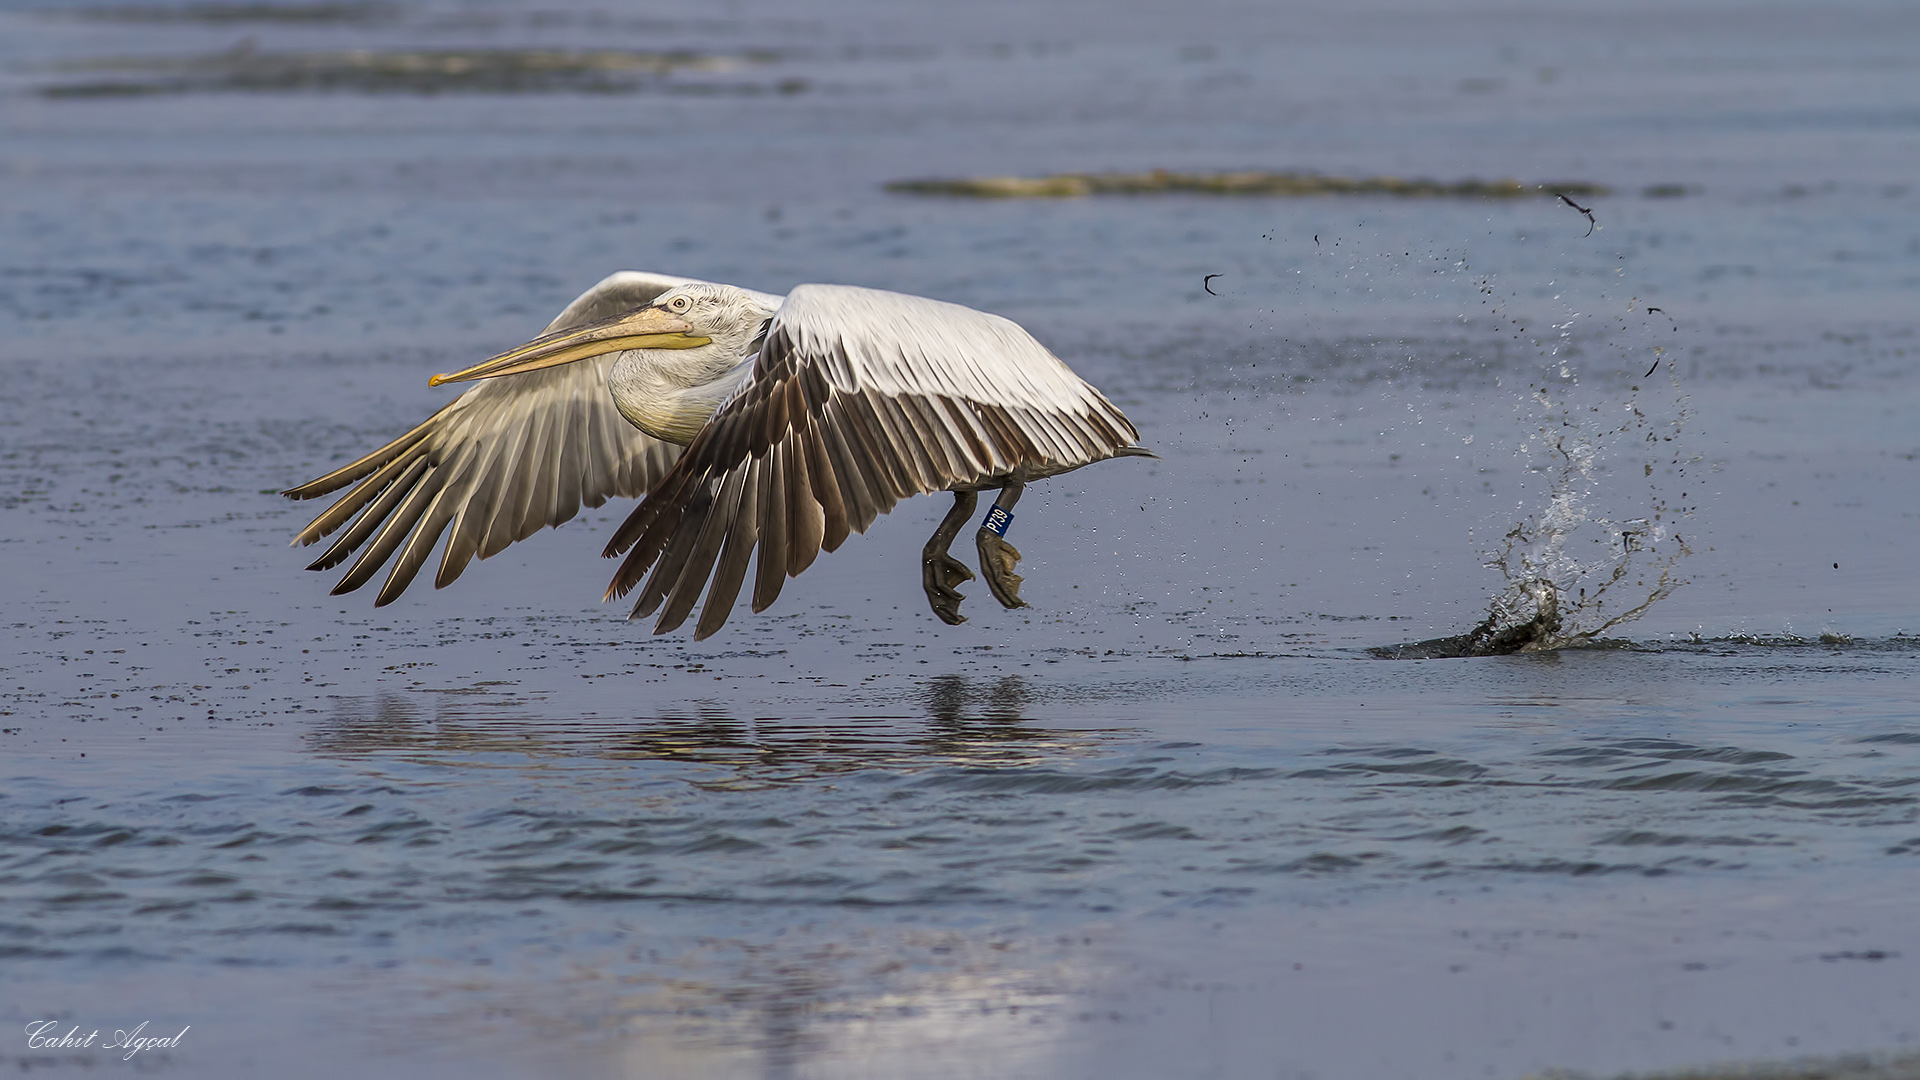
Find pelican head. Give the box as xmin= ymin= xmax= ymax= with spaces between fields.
xmin=428 ymin=283 xmax=776 ymax=388
xmin=642 ymin=283 xmax=781 ymax=365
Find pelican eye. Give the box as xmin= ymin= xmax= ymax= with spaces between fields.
xmin=667 ymin=295 xmax=692 ymax=314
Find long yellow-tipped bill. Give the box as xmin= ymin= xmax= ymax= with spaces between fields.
xmin=429 ymin=307 xmax=711 ymax=387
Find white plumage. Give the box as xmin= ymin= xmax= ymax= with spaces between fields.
xmin=286 ymin=271 xmax=1151 ymax=638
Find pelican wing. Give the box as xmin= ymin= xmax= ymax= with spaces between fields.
xmin=603 ymin=283 xmax=1147 ymax=639
xmin=284 ymin=271 xmax=727 ymax=605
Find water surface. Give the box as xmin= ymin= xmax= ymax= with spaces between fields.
xmin=3 ymin=0 xmax=1918 ymax=1076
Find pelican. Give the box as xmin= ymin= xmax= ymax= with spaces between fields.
xmin=284 ymin=272 xmax=1152 ymax=639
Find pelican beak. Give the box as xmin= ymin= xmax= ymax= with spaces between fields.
xmin=428 ymin=306 xmax=712 ymax=387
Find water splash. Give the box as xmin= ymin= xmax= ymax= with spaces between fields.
xmin=1380 ymin=301 xmax=1696 ymax=658
xmin=1482 ymin=331 xmax=1695 ymax=650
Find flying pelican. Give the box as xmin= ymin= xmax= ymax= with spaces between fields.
xmin=284 ymin=271 xmax=1152 ymax=639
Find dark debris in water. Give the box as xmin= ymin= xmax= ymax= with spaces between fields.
xmin=38 ymin=45 xmax=788 ymax=97
xmin=887 ymin=170 xmax=1611 ymax=200
xmin=1371 ymin=579 xmax=1565 ymax=658
xmin=1528 ymin=1049 xmax=1920 ymax=1080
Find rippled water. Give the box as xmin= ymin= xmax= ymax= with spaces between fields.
xmin=17 ymin=646 xmax=1920 ymax=957
xmin=10 ymin=642 xmax=1920 ymax=1077
xmin=3 ymin=0 xmax=1919 ymax=1077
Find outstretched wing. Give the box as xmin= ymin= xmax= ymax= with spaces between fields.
xmin=284 ymin=271 xmax=735 ymax=605
xmin=603 ymin=283 xmax=1148 ymax=640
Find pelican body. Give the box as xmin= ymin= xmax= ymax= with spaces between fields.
xmin=285 ymin=273 xmax=1151 ymax=639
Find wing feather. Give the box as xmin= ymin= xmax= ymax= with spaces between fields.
xmin=699 ymin=461 xmax=762 ymax=640
xmin=635 ymin=478 xmax=717 ymax=618
xmin=655 ymin=468 xmax=746 ymax=634
xmin=304 ymin=451 xmax=432 ymax=571
xmin=935 ymin=396 xmax=997 ymax=473
xmin=784 ymin=432 xmax=825 ymax=576
xmin=802 ymin=422 xmax=851 ymax=553
xmin=900 ymin=393 xmax=961 ymax=478
xmin=285 ymin=271 xmax=709 ymax=601
xmin=821 ymin=398 xmax=883 ymax=531
xmin=376 ymin=483 xmax=461 ymax=605
xmin=752 ymin=445 xmax=789 ymax=613
xmin=845 ymin=392 xmax=910 ymax=497
xmin=880 ymin=394 xmax=939 ymax=487
xmin=334 ymin=463 xmax=448 ymax=597
xmin=603 ymin=283 xmax=1148 ymax=637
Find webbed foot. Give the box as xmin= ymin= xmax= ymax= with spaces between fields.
xmin=922 ymin=490 xmax=978 ymax=625
xmin=923 ymin=550 xmax=975 ymax=624
xmin=975 ymin=529 xmax=1028 ymax=610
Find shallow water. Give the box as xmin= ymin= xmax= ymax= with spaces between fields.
xmin=3 ymin=0 xmax=1919 ymax=1077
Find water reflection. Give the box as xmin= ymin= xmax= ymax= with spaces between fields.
xmin=304 ymin=676 xmax=1135 ymax=789
xmin=294 ymin=676 xmax=1112 ymax=1078
xmin=594 ymin=928 xmax=1081 ymax=1080
xmin=341 ymin=919 xmax=1088 ymax=1080
xmin=923 ymin=673 xmax=1030 ymax=721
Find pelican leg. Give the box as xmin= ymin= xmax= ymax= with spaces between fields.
xmin=922 ymin=490 xmax=978 ymax=625
xmin=975 ymin=482 xmax=1029 ymax=610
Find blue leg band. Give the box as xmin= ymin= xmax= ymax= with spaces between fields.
xmin=981 ymin=506 xmax=1013 ymax=537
